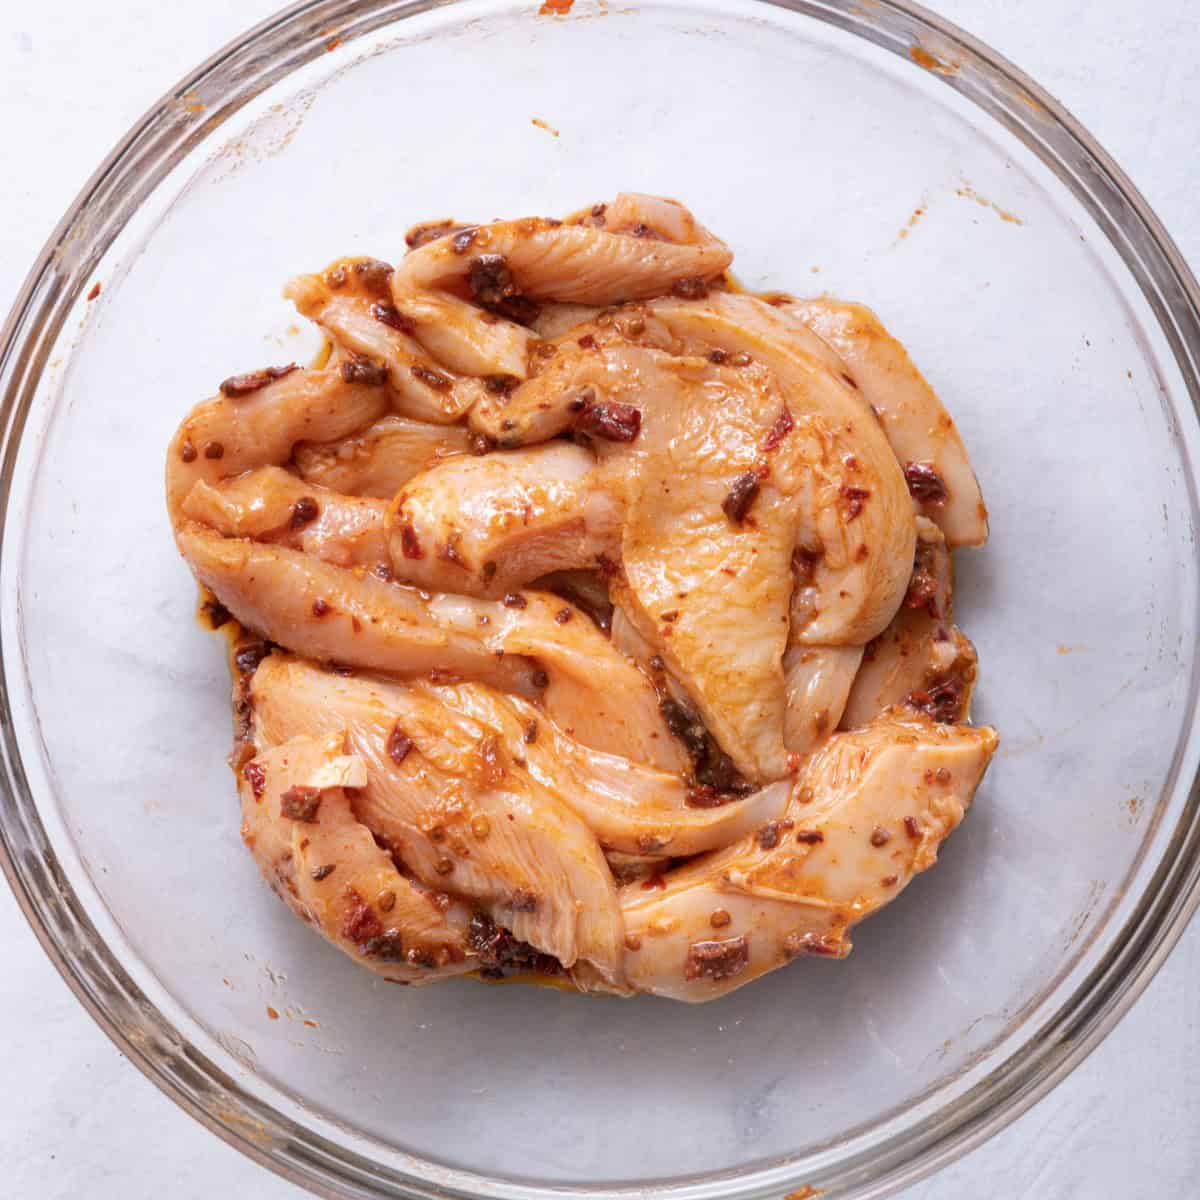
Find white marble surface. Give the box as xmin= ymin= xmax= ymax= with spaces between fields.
xmin=2 ymin=2 xmax=1198 ymax=1195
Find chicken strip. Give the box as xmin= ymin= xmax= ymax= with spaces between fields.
xmin=616 ymin=712 xmax=998 ymax=1001
xmin=293 ymin=414 xmax=473 ymax=499
xmin=182 ymin=467 xmax=389 ymax=569
xmin=783 ymin=299 xmax=988 ymax=547
xmin=385 ymin=443 xmax=622 ymax=596
xmin=176 ymin=521 xmax=537 ymax=693
xmin=285 ymin=265 xmax=482 ymax=424
xmin=238 ymin=730 xmax=476 ymax=984
xmin=165 ymin=368 xmax=388 ymax=520
xmin=178 ymin=523 xmax=687 ymax=772
xmin=841 ymin=518 xmax=979 ymax=728
xmin=394 ymin=193 xmax=732 ymax=307
xmin=427 ymin=679 xmax=791 ymax=856
xmin=252 ymin=657 xmax=626 ymax=982
xmin=782 ymin=644 xmax=864 ymax=755
xmin=387 ymin=279 xmax=535 ymax=379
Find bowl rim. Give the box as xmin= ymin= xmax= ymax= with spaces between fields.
xmin=2 ymin=1 xmax=1199 ymax=1197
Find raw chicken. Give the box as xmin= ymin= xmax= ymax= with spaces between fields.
xmin=394 ymin=193 xmax=732 ymax=306
xmin=285 ymin=265 xmax=482 ymax=424
xmin=782 ymin=299 xmax=989 ymax=547
xmin=182 ymin=467 xmax=390 ymax=569
xmin=166 ymin=367 xmax=388 ymax=520
xmin=252 ymin=656 xmax=626 ymax=982
xmin=385 ymin=443 xmax=622 ymax=596
xmin=617 ymin=712 xmax=998 ymax=1001
xmin=177 ymin=522 xmax=687 ymax=773
xmin=167 ymin=192 xmax=995 ymax=1002
xmin=841 ymin=518 xmax=979 ymax=728
xmin=238 ymin=730 xmax=476 ymax=983
xmin=294 ymin=414 xmax=473 ymax=498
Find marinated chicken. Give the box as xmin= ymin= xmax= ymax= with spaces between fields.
xmin=168 ymin=193 xmax=996 ymax=1001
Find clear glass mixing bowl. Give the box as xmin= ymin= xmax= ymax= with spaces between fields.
xmin=3 ymin=1 xmax=1199 ymax=1197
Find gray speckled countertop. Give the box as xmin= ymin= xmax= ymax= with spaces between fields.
xmin=2 ymin=3 xmax=1197 ymax=1195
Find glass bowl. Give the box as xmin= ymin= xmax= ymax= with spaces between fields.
xmin=3 ymin=1 xmax=1199 ymax=1197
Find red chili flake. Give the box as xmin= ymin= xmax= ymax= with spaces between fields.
xmin=86 ymin=281 xmax=102 ymax=301
xmin=411 ymin=363 xmax=452 ymax=391
xmin=574 ymin=399 xmax=642 ymax=443
xmin=311 ymin=598 xmax=330 ymax=617
xmin=671 ymin=276 xmax=709 ymax=300
xmin=783 ymin=931 xmax=842 ymax=958
xmin=684 ymin=935 xmax=749 ymax=982
xmin=468 ymin=253 xmax=515 ymax=305
xmin=220 ymin=364 xmax=298 ymax=397
xmin=179 ymin=440 xmax=197 ymax=463
xmin=340 ymin=357 xmax=389 ymax=386
xmin=869 ymin=825 xmax=891 ymax=847
xmin=881 ymin=874 xmax=899 ymax=887
xmin=311 ymin=864 xmax=335 ymax=881
xmin=370 ymin=302 xmax=415 ymax=334
xmin=289 ymin=496 xmax=319 ymax=530
xmin=483 ymin=373 xmax=518 ymax=395
xmin=451 ymin=227 xmax=479 ymax=254
xmin=341 ymin=888 xmax=382 ymax=943
xmin=709 ymin=909 xmax=732 ymax=928
xmin=795 ymin=829 xmax=824 ymax=845
xmin=684 ymin=785 xmax=728 ymax=808
xmin=905 ymin=461 xmax=949 ymax=505
xmin=855 ymin=544 xmax=870 ymax=562
xmin=793 ymin=544 xmax=822 ymax=583
xmin=841 ymin=485 xmax=871 ymax=521
xmin=624 ymin=933 xmax=642 ymax=951
xmin=554 ymin=607 xmax=573 ymax=624
xmin=437 ymin=532 xmax=467 ymax=568
xmin=398 ymin=521 xmax=423 ymax=560
xmin=352 ymin=258 xmax=393 ymax=290
xmin=905 ymin=570 xmax=938 ymax=609
xmin=935 ymin=767 xmax=951 ymax=784
xmin=502 ymin=592 xmax=527 ymax=609
xmin=756 ymin=819 xmax=795 ymax=850
xmin=660 ymin=610 xmax=680 ymax=623
xmin=577 ymin=333 xmax=597 ymax=349
xmin=468 ymin=431 xmax=493 ymax=456
xmin=905 ymin=675 xmax=966 ymax=723
xmin=522 ymin=720 xmax=538 ymax=744
xmin=641 ymin=872 xmax=667 ymax=891
xmin=904 ymin=816 xmax=923 ymax=839
xmin=762 ymin=406 xmax=795 ymax=452
xmin=629 ymin=222 xmax=654 ymax=238
xmin=203 ymin=440 xmax=225 ymax=460
xmin=387 ymin=724 xmax=413 ymax=765
xmin=722 ymin=472 xmax=761 ymax=523
xmin=637 ymin=833 xmax=668 ymax=854
xmin=841 ymin=372 xmax=859 ymax=390
xmin=280 ymin=786 xmax=322 ymax=823
xmin=405 ymin=220 xmax=468 ymax=250
xmin=242 ymin=762 xmax=266 ymax=800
